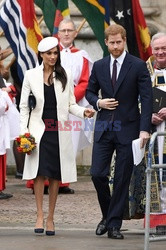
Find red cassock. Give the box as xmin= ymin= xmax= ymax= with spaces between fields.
xmin=0 ymin=154 xmax=6 ymax=191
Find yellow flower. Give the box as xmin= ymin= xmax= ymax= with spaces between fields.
xmin=15 ymin=133 xmax=36 ymax=155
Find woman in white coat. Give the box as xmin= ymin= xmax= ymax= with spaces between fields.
xmin=19 ymin=37 xmax=94 ymax=236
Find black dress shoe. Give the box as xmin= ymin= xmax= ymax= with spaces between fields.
xmin=58 ymin=187 xmax=75 ymax=194
xmin=96 ymin=219 xmax=107 ymax=235
xmin=0 ymin=192 xmax=13 ymax=199
xmin=108 ymin=227 xmax=124 ymax=239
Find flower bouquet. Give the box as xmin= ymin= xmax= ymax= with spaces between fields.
xmin=15 ymin=133 xmax=36 ymax=155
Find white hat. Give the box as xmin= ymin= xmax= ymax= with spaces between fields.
xmin=38 ymin=37 xmax=58 ymax=52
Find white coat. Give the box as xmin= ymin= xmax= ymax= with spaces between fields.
xmin=19 ymin=65 xmax=85 ymax=183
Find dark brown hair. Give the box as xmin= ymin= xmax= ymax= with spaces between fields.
xmin=38 ymin=45 xmax=67 ymax=91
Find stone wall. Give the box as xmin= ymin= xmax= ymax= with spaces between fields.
xmin=140 ymin=0 xmax=166 ymax=34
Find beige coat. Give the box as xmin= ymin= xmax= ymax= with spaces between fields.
xmin=19 ymin=65 xmax=85 ymax=183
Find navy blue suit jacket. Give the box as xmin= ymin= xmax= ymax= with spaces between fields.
xmin=86 ymin=52 xmax=153 ymax=144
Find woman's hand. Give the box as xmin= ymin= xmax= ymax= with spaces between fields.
xmin=84 ymin=108 xmax=95 ymax=118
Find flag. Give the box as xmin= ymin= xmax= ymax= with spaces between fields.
xmin=34 ymin=0 xmax=56 ymax=34
xmin=72 ymin=0 xmax=110 ymax=56
xmin=35 ymin=0 xmax=110 ymax=55
xmin=132 ymin=0 xmax=152 ymax=60
xmin=52 ymin=0 xmax=70 ymax=37
xmin=0 ymin=0 xmax=43 ymax=81
xmin=110 ymin=0 xmax=152 ymax=61
xmin=35 ymin=0 xmax=69 ymax=37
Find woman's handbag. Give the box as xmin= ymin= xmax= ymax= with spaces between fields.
xmin=28 ymin=91 xmax=36 ymax=111
xmin=27 ymin=91 xmax=36 ymax=128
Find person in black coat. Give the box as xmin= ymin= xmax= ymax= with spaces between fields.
xmin=86 ymin=24 xmax=152 ymax=239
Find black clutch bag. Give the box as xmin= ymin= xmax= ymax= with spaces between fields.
xmin=27 ymin=91 xmax=36 ymax=128
xmin=28 ymin=91 xmax=36 ymax=111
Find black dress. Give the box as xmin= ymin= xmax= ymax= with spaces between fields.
xmin=37 ymin=83 xmax=61 ymax=180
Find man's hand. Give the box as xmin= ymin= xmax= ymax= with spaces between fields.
xmin=139 ymin=131 xmax=150 ymax=148
xmin=158 ymin=107 xmax=166 ymax=120
xmin=98 ymin=98 xmax=119 ymax=110
xmin=152 ymin=113 xmax=164 ymax=125
xmin=84 ymin=108 xmax=95 ymax=118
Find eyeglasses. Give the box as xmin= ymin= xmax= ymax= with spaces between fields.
xmin=59 ymin=29 xmax=75 ymax=34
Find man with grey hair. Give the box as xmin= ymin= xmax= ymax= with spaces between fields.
xmin=147 ymin=32 xmax=166 ymax=218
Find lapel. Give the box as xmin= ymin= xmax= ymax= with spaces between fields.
xmin=34 ymin=65 xmax=44 ymax=98
xmin=113 ymin=53 xmax=132 ymax=96
xmin=103 ymin=56 xmax=114 ymax=95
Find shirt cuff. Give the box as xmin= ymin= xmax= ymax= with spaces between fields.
xmin=96 ymin=99 xmax=101 ymax=111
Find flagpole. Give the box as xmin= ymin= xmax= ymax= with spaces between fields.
xmin=0 ymin=30 xmax=3 ymax=37
xmin=38 ymin=15 xmax=44 ymax=25
xmin=76 ymin=18 xmax=86 ymax=33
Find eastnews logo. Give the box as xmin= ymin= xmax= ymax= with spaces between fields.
xmin=44 ymin=119 xmax=121 ymax=132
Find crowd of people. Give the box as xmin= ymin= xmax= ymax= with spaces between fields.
xmin=0 ymin=19 xmax=166 ymax=239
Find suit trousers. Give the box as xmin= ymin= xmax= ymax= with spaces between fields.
xmin=91 ymin=130 xmax=133 ymax=229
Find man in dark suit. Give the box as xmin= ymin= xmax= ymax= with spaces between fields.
xmin=86 ymin=24 xmax=152 ymax=239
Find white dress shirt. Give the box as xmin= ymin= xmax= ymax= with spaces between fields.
xmin=97 ymin=50 xmax=126 ymax=110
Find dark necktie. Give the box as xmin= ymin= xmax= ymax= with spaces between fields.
xmin=112 ymin=59 xmax=117 ymax=87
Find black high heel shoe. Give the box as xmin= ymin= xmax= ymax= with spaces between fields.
xmin=34 ymin=219 xmax=44 ymax=234
xmin=34 ymin=228 xmax=44 ymax=234
xmin=46 ymin=222 xmax=55 ymax=236
xmin=45 ymin=230 xmax=55 ymax=236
